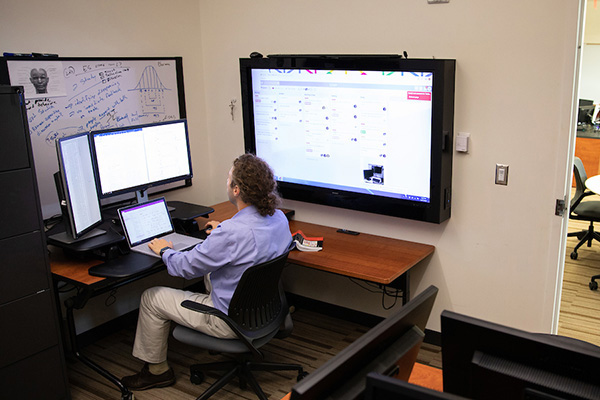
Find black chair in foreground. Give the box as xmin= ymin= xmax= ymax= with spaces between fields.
xmin=172 ymin=248 xmax=305 ymax=400
xmin=568 ymin=157 xmax=600 ymax=266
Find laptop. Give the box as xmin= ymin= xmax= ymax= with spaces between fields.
xmin=118 ymin=197 xmax=204 ymax=258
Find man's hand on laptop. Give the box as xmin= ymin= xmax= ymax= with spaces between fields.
xmin=148 ymin=238 xmax=173 ymax=255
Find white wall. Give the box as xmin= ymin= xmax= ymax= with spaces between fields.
xmin=0 ymin=1 xmax=582 ymax=334
xmin=580 ymin=46 xmax=600 ymax=105
xmin=580 ymin=1 xmax=600 ymax=104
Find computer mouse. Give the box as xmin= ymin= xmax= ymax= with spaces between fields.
xmin=249 ymin=51 xmax=263 ymax=58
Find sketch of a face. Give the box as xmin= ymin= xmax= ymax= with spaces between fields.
xmin=30 ymin=68 xmax=49 ymax=94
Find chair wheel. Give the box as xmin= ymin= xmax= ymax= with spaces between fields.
xmin=190 ymin=371 xmax=205 ymax=385
xmin=570 ymin=251 xmax=578 ymax=260
xmin=590 ymin=281 xmax=598 ymax=291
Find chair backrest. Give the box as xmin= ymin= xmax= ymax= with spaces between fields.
xmin=227 ymin=249 xmax=291 ymax=338
xmin=572 ymin=157 xmax=588 ymax=211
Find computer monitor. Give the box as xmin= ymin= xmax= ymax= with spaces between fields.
xmin=441 ymin=310 xmax=600 ymax=400
xmin=578 ymin=99 xmax=594 ymax=125
xmin=365 ymin=372 xmax=467 ymax=400
xmin=90 ymin=119 xmax=193 ymax=204
xmin=290 ymin=285 xmax=438 ymax=400
xmin=52 ymin=132 xmax=105 ymax=242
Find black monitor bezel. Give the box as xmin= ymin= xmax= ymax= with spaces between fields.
xmin=55 ymin=131 xmax=103 ymax=239
xmin=89 ymin=118 xmax=193 ymax=199
xmin=290 ymin=285 xmax=438 ymax=399
xmin=239 ymin=55 xmax=455 ymax=224
xmin=441 ymin=310 xmax=600 ymax=400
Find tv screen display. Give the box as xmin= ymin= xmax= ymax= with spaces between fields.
xmin=90 ymin=119 xmax=192 ymax=202
xmin=240 ymin=55 xmax=455 ymax=223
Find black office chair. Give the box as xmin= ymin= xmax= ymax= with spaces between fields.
xmin=568 ymin=157 xmax=600 ymax=266
xmin=172 ymin=248 xmax=305 ymax=400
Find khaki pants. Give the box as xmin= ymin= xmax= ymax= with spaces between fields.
xmin=132 ymin=276 xmax=235 ymax=364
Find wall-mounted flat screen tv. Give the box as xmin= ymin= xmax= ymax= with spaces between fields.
xmin=240 ymin=55 xmax=455 ymax=223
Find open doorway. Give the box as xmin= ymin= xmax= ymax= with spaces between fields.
xmin=559 ymin=0 xmax=600 ymax=347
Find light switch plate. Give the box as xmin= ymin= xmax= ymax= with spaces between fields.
xmin=495 ymin=164 xmax=509 ymax=185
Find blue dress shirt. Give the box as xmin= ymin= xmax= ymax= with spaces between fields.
xmin=161 ymin=205 xmax=292 ymax=314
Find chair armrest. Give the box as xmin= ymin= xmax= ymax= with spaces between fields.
xmin=180 ymin=300 xmax=256 ymax=351
xmin=571 ymin=190 xmax=596 ymax=212
xmin=181 ymin=300 xmax=225 ymax=318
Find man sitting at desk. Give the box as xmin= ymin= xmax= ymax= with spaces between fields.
xmin=121 ymin=153 xmax=292 ymax=391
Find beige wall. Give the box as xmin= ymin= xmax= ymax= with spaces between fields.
xmin=197 ymin=1 xmax=581 ymax=333
xmin=0 ymin=1 xmax=583 ymax=334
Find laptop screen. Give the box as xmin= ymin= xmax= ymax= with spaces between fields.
xmin=119 ymin=198 xmax=174 ymax=247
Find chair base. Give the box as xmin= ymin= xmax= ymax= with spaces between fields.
xmin=590 ymin=276 xmax=599 ymax=291
xmin=571 ymin=222 xmax=600 ymax=291
xmin=190 ymin=357 xmax=305 ymax=400
xmin=568 ymin=221 xmax=600 ymax=260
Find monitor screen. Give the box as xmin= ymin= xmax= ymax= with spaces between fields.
xmin=91 ymin=119 xmax=192 ymax=201
xmin=251 ymin=67 xmax=433 ymax=202
xmin=240 ymin=56 xmax=455 ymax=223
xmin=290 ymin=285 xmax=438 ymax=400
xmin=55 ymin=132 xmax=103 ymax=239
xmin=441 ymin=310 xmax=600 ymax=400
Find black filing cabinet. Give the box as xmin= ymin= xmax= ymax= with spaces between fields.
xmin=0 ymin=86 xmax=70 ymax=398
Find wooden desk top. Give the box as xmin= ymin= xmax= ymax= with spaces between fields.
xmin=202 ymin=202 xmax=435 ymax=285
xmin=51 ymin=201 xmax=434 ymax=287
xmin=586 ymin=175 xmax=600 ymax=195
xmin=49 ymin=246 xmax=105 ymax=285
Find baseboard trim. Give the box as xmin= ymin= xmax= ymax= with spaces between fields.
xmin=286 ymin=292 xmax=441 ymax=346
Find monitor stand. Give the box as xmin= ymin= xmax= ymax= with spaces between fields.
xmin=48 ymin=228 xmax=106 ymax=245
xmin=137 ymin=188 xmax=176 ymax=212
xmin=136 ymin=189 xmax=149 ymax=204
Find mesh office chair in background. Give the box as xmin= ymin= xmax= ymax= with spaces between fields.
xmin=568 ymin=158 xmax=600 ymax=272
xmin=172 ymin=248 xmax=305 ymax=400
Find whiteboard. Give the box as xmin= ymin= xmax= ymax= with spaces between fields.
xmin=1 ymin=57 xmax=186 ymax=219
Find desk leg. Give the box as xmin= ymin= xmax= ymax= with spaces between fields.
xmin=389 ymin=271 xmax=410 ymax=305
xmin=65 ymin=301 xmax=134 ymax=400
xmin=400 ymin=271 xmax=410 ymax=305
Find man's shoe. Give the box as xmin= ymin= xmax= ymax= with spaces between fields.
xmin=121 ymin=363 xmax=175 ymax=391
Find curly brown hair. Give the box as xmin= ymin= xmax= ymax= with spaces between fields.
xmin=230 ymin=153 xmax=281 ymax=216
